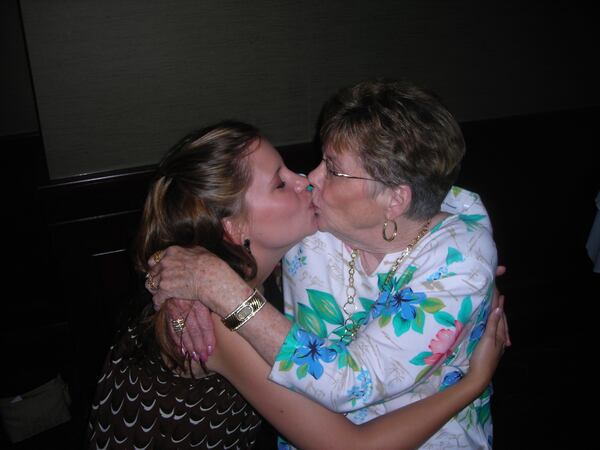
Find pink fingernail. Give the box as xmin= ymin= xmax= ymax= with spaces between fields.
xmin=192 ymin=351 xmax=199 ymax=362
xmin=207 ymin=345 xmax=213 ymax=355
xmin=200 ymin=351 xmax=208 ymax=362
xmin=181 ymin=346 xmax=186 ymax=356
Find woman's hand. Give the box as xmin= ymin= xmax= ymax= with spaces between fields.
xmin=162 ymin=298 xmax=215 ymax=362
xmin=147 ymin=245 xmax=249 ymax=312
xmin=147 ymin=245 xmax=254 ymax=359
xmin=147 ymin=246 xmax=214 ymax=306
xmin=465 ymin=293 xmax=511 ymax=392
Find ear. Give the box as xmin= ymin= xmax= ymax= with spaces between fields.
xmin=385 ymin=185 xmax=412 ymax=220
xmin=222 ymin=216 xmax=247 ymax=245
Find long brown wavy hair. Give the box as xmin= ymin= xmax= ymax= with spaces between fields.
xmin=133 ymin=121 xmax=260 ymax=370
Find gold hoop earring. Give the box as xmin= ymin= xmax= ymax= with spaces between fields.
xmin=382 ymin=220 xmax=397 ymax=242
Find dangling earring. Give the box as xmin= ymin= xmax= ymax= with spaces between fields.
xmin=243 ymin=238 xmax=252 ymax=253
xmin=382 ymin=220 xmax=398 ymax=242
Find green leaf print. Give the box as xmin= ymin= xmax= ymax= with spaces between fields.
xmin=451 ymin=186 xmax=463 ymax=196
xmin=275 ymin=331 xmax=299 ymax=361
xmin=421 ymin=297 xmax=445 ymax=313
xmin=415 ymin=366 xmax=431 ymax=383
xmin=351 ymin=311 xmax=368 ymax=327
xmin=457 ymin=296 xmax=473 ymax=324
xmin=338 ymin=351 xmax=360 ymax=371
xmin=393 ymin=314 xmax=411 ymax=336
xmin=409 ymin=351 xmax=432 ymax=366
xmin=434 ymin=311 xmax=455 ymax=327
xmin=467 ymin=338 xmax=480 ymax=357
xmin=393 ymin=266 xmax=417 ymax=291
xmin=446 ymin=247 xmax=464 ymax=266
xmin=297 ymin=363 xmax=309 ymax=379
xmin=477 ymin=402 xmax=491 ymax=426
xmin=297 ymin=304 xmax=328 ymax=338
xmin=411 ymin=307 xmax=425 ymax=333
xmin=332 ymin=327 xmax=347 ymax=339
xmin=430 ymin=221 xmax=444 ymax=234
xmin=377 ymin=273 xmax=388 ymax=291
xmin=459 ymin=214 xmax=486 ymax=232
xmin=359 ymin=297 xmax=375 ymax=311
xmin=307 ymin=289 xmax=344 ymax=325
xmin=347 ymin=355 xmax=360 ymax=371
xmin=378 ymin=314 xmax=392 ymax=327
xmin=278 ymin=360 xmax=294 ymax=372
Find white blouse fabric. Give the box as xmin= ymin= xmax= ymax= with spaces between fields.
xmin=271 ymin=187 xmax=497 ymax=449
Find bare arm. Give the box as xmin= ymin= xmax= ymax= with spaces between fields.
xmin=207 ymin=297 xmax=508 ymax=450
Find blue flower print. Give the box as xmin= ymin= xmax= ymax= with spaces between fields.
xmin=348 ymin=406 xmax=370 ymax=424
xmin=346 ymin=368 xmax=373 ymax=406
xmin=277 ymin=436 xmax=292 ymax=450
xmin=394 ymin=288 xmax=427 ymax=320
xmin=285 ymin=247 xmax=307 ymax=276
xmin=427 ymin=266 xmax=449 ymax=281
xmin=291 ymin=328 xmax=337 ymax=379
xmin=470 ymin=321 xmax=486 ymax=343
xmin=371 ymin=287 xmax=426 ymax=321
xmin=440 ymin=370 xmax=463 ymax=391
xmin=371 ymin=290 xmax=391 ymax=319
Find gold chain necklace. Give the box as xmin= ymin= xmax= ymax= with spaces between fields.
xmin=341 ymin=219 xmax=431 ymax=343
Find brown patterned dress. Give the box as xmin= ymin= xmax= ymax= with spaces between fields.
xmin=86 ymin=318 xmax=266 ymax=449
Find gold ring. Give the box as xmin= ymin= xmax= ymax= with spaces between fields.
xmin=171 ymin=318 xmax=186 ymax=334
xmin=147 ymin=274 xmax=158 ymax=290
xmin=153 ymin=250 xmax=164 ymax=264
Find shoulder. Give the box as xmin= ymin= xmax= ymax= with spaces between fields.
xmin=441 ymin=186 xmax=493 ymax=233
xmin=284 ymin=231 xmax=340 ymax=261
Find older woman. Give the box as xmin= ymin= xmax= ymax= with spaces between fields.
xmin=89 ymin=119 xmax=507 ymax=450
xmin=150 ymin=80 xmax=501 ymax=448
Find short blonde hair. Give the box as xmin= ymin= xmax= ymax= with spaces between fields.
xmin=319 ymin=79 xmax=465 ymax=219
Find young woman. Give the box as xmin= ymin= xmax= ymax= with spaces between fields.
xmin=87 ymin=121 xmax=508 ymax=449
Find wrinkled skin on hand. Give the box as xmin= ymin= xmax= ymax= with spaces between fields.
xmin=163 ymin=299 xmax=215 ymax=362
xmin=147 ymin=245 xmax=252 ymax=360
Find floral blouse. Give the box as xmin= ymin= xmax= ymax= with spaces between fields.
xmin=270 ymin=187 xmax=497 ymax=449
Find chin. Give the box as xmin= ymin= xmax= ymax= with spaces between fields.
xmin=315 ymin=217 xmax=330 ymax=233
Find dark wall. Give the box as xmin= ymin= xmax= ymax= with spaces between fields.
xmin=0 ymin=0 xmax=38 ymax=136
xmin=4 ymin=0 xmax=599 ymax=177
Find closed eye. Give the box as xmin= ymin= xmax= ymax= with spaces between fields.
xmin=323 ymin=157 xmax=341 ymax=176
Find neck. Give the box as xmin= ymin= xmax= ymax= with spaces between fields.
xmin=345 ymin=213 xmax=443 ymax=275
xmin=246 ymin=246 xmax=288 ymax=289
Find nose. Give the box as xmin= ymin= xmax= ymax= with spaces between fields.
xmin=308 ymin=160 xmax=325 ymax=189
xmin=294 ymin=173 xmax=311 ymax=193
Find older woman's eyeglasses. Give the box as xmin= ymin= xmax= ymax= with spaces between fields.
xmin=322 ymin=157 xmax=379 ymax=182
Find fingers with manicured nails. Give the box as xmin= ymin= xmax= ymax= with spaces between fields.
xmin=194 ymin=303 xmax=215 ymax=360
xmin=501 ymin=297 xmax=511 ymax=347
xmin=182 ymin=303 xmax=215 ymax=362
xmin=165 ymin=298 xmax=193 ymax=354
xmin=468 ymin=299 xmax=507 ymax=389
xmin=493 ymin=294 xmax=511 ymax=348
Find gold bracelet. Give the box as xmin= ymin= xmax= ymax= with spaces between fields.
xmin=221 ymin=288 xmax=266 ymax=331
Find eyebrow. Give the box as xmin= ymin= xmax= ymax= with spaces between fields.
xmin=324 ymin=154 xmax=342 ymax=171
